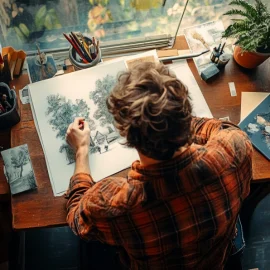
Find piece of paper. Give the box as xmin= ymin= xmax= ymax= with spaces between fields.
xmin=241 ymin=92 xmax=269 ymax=121
xmin=28 ymin=51 xmax=212 ymax=196
xmin=169 ymin=60 xmax=213 ymax=118
xmin=19 ymin=86 xmax=29 ymax=104
xmin=29 ymin=60 xmax=139 ymax=196
xmin=229 ymin=82 xmax=237 ymax=97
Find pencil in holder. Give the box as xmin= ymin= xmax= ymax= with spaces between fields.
xmin=68 ymin=36 xmax=101 ymax=71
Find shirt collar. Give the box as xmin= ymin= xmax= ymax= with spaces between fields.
xmin=128 ymin=146 xmax=198 ymax=181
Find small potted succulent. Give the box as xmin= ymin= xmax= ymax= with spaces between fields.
xmin=222 ymin=0 xmax=270 ymax=68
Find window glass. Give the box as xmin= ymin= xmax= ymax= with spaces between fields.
xmin=179 ymin=0 xmax=270 ymax=34
xmin=0 ymin=0 xmax=187 ymax=53
xmin=0 ymin=0 xmax=268 ymax=53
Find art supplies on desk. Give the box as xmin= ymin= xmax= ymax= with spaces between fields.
xmin=0 ymin=82 xmax=20 ymax=129
xmin=239 ymin=94 xmax=270 ymax=160
xmin=1 ymin=144 xmax=37 ymax=195
xmin=184 ymin=20 xmax=233 ymax=77
xmin=27 ymin=50 xmax=212 ymax=196
xmin=26 ymin=54 xmax=57 ymax=83
xmin=63 ymin=32 xmax=101 ymax=70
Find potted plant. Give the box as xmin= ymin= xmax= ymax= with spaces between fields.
xmin=222 ymin=0 xmax=270 ymax=68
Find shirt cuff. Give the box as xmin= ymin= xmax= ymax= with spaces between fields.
xmin=64 ymin=173 xmax=95 ymax=198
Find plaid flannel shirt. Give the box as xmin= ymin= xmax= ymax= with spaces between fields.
xmin=66 ymin=117 xmax=253 ymax=269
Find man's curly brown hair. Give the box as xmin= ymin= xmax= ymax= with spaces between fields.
xmin=106 ymin=62 xmax=193 ymax=160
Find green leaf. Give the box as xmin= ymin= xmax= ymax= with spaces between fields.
xmin=35 ymin=5 xmax=47 ymax=30
xmin=229 ymin=0 xmax=257 ymax=17
xmin=223 ymin=9 xmax=253 ymax=20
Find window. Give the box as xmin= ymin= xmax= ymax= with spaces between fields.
xmin=0 ymin=0 xmax=268 ymax=54
xmin=0 ymin=0 xmax=188 ymax=54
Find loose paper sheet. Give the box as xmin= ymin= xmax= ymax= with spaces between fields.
xmin=241 ymin=92 xmax=269 ymax=121
xmin=170 ymin=60 xmax=213 ymax=118
xmin=28 ymin=52 xmax=212 ymax=196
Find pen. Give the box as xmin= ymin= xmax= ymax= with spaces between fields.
xmin=220 ymin=42 xmax=226 ymax=54
xmin=36 ymin=42 xmax=43 ymax=65
xmin=96 ymin=40 xmax=99 ymax=55
xmin=89 ymin=44 xmax=96 ymax=59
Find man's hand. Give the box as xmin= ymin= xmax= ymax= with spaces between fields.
xmin=66 ymin=117 xmax=91 ymax=175
xmin=66 ymin=117 xmax=90 ymax=153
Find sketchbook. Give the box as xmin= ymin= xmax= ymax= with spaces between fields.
xmin=28 ymin=51 xmax=212 ymax=196
xmin=239 ymin=94 xmax=270 ymax=160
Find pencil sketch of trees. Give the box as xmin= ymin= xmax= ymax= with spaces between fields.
xmin=2 ymin=144 xmax=37 ymax=194
xmin=46 ymin=94 xmax=96 ymax=164
xmin=88 ymin=75 xmax=121 ymax=154
xmin=90 ymin=75 xmax=116 ymax=126
xmin=10 ymin=145 xmax=29 ymax=178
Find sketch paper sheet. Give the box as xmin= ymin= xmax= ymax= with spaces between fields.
xmin=29 ymin=52 xmax=212 ymax=196
xmin=29 ymin=61 xmax=139 ymax=196
xmin=170 ymin=60 xmax=213 ymax=118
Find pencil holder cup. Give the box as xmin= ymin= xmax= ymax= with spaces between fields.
xmin=69 ymin=41 xmax=101 ymax=71
xmin=0 ymin=82 xmax=20 ymax=130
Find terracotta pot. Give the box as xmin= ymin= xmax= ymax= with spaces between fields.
xmin=233 ymin=45 xmax=270 ymax=69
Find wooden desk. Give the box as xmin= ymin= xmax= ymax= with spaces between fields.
xmin=5 ymin=36 xmax=270 ymax=230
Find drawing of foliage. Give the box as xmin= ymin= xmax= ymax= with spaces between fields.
xmin=59 ymin=143 xmax=75 ymax=164
xmin=25 ymin=171 xmax=37 ymax=189
xmin=10 ymin=145 xmax=29 ymax=178
xmin=46 ymin=94 xmax=96 ymax=140
xmin=46 ymin=94 xmax=97 ymax=164
xmin=90 ymin=75 xmax=116 ymax=126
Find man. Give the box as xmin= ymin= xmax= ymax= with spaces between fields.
xmin=65 ymin=62 xmax=253 ymax=269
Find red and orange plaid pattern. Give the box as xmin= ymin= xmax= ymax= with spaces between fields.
xmin=66 ymin=117 xmax=253 ymax=269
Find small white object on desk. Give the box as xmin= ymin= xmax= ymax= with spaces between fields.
xmin=228 ymin=82 xmax=237 ymax=97
xmin=19 ymin=86 xmax=29 ymax=104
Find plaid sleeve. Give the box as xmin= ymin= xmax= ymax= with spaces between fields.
xmin=66 ymin=174 xmax=135 ymax=244
xmin=192 ymin=117 xmax=242 ymax=145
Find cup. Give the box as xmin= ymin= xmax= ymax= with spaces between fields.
xmin=68 ymin=37 xmax=101 ymax=71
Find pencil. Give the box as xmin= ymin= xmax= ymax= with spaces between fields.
xmin=63 ymin=33 xmax=88 ymax=63
xmin=71 ymin=32 xmax=92 ymax=63
xmin=220 ymin=42 xmax=226 ymax=54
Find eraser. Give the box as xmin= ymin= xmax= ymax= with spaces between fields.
xmin=201 ymin=64 xmax=220 ymax=81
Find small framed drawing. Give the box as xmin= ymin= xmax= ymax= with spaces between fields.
xmin=1 ymin=144 xmax=37 ymax=195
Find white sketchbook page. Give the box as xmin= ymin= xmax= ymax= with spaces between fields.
xmin=29 ymin=93 xmax=59 ymax=195
xmin=241 ymin=92 xmax=269 ymax=121
xmin=169 ymin=60 xmax=213 ymax=118
xmin=29 ymin=61 xmax=139 ymax=196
